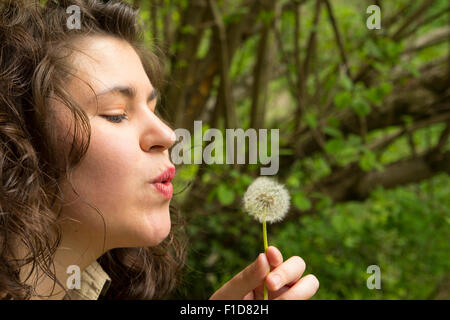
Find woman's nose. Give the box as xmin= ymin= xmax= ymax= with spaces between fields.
xmin=141 ymin=112 xmax=177 ymax=153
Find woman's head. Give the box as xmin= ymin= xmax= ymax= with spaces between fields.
xmin=56 ymin=33 xmax=178 ymax=249
xmin=0 ymin=0 xmax=186 ymax=299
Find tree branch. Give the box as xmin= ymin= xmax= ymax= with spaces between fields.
xmin=279 ymin=149 xmax=450 ymax=223
xmin=392 ymin=0 xmax=436 ymax=41
xmin=181 ymin=0 xmax=267 ymax=130
xmin=164 ymin=0 xmax=208 ymax=127
xmin=293 ymin=0 xmax=322 ymax=135
xmin=249 ymin=0 xmax=277 ymax=130
xmin=367 ymin=112 xmax=450 ymax=153
xmin=302 ymin=0 xmax=322 ymax=83
xmin=403 ymin=26 xmax=450 ymax=55
xmin=383 ymin=2 xmax=411 ymax=30
xmin=324 ymin=0 xmax=350 ymax=77
xmin=208 ymin=0 xmax=237 ymax=130
xmin=279 ymin=60 xmax=450 ymax=178
xmin=353 ymin=150 xmax=450 ymax=200
xmin=435 ymin=121 xmax=450 ymax=150
xmin=293 ymin=0 xmax=306 ymax=134
xmin=400 ymin=5 xmax=450 ymax=40
xmin=273 ymin=7 xmax=297 ymax=97
xmin=162 ymin=0 xmax=175 ymax=54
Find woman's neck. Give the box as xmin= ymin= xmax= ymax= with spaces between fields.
xmin=16 ymin=221 xmax=106 ymax=300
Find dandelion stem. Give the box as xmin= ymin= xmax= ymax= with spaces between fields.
xmin=263 ymin=220 xmax=268 ymax=251
xmin=262 ymin=219 xmax=268 ymax=300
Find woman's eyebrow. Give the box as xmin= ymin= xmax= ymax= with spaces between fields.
xmin=94 ymin=85 xmax=158 ymax=104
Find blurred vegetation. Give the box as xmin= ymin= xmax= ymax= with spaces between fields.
xmin=130 ymin=0 xmax=449 ymax=299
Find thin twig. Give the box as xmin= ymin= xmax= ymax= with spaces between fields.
xmin=383 ymin=2 xmax=411 ymax=30
xmin=273 ymin=15 xmax=297 ymax=96
xmin=324 ymin=0 xmax=351 ymax=78
xmin=303 ymin=0 xmax=322 ymax=81
xmin=293 ymin=0 xmax=305 ymax=134
xmin=436 ymin=121 xmax=450 ymax=150
xmin=400 ymin=5 xmax=450 ymax=40
xmin=392 ymin=0 xmax=436 ymax=41
xmin=207 ymin=0 xmax=237 ymax=130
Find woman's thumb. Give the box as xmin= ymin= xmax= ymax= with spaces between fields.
xmin=210 ymin=253 xmax=270 ymax=300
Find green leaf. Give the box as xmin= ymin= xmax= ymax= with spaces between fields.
xmin=223 ymin=7 xmax=249 ymax=25
xmin=323 ymin=126 xmax=343 ymax=138
xmin=372 ymin=61 xmax=389 ymax=73
xmin=241 ymin=174 xmax=252 ymax=186
xmin=364 ymin=87 xmax=383 ymax=105
xmin=279 ymin=148 xmax=294 ymax=155
xmin=305 ymin=112 xmax=318 ymax=129
xmin=351 ymin=96 xmax=371 ymax=116
xmin=139 ymin=10 xmax=150 ymax=21
xmin=384 ymin=40 xmax=403 ymax=59
xmin=179 ymin=0 xmax=188 ymax=10
xmin=402 ymin=115 xmax=414 ymax=127
xmin=379 ymin=81 xmax=393 ymax=96
xmin=293 ymin=192 xmax=312 ymax=211
xmin=179 ymin=165 xmax=198 ymax=180
xmin=180 ymin=24 xmax=195 ymax=34
xmin=196 ymin=29 xmax=212 ymax=59
xmin=172 ymin=10 xmax=180 ymax=22
xmin=287 ymin=175 xmax=300 ymax=188
xmin=327 ymin=116 xmax=341 ymax=127
xmin=359 ymin=150 xmax=377 ymax=171
xmin=257 ymin=10 xmax=275 ymax=25
xmin=202 ymin=172 xmax=211 ymax=184
xmin=405 ymin=63 xmax=420 ymax=77
xmin=340 ymin=74 xmax=353 ymax=91
xmin=217 ymin=184 xmax=235 ymax=206
xmin=334 ymin=92 xmax=352 ymax=109
xmin=325 ymin=138 xmax=344 ymax=154
xmin=365 ymin=39 xmax=383 ymax=59
xmin=175 ymin=59 xmax=188 ymax=69
xmin=230 ymin=169 xmax=240 ymax=178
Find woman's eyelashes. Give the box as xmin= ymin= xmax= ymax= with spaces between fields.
xmin=101 ymin=114 xmax=128 ymax=123
xmin=100 ymin=103 xmax=157 ymax=123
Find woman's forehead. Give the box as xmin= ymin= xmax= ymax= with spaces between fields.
xmin=68 ymin=36 xmax=153 ymax=106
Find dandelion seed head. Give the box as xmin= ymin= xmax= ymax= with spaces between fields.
xmin=243 ymin=177 xmax=290 ymax=224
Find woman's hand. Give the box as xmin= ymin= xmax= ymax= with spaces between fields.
xmin=209 ymin=246 xmax=319 ymax=300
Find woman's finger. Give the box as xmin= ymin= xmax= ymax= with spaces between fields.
xmin=273 ymin=274 xmax=320 ymax=300
xmin=243 ymin=291 xmax=254 ymax=300
xmin=254 ymin=281 xmax=292 ymax=300
xmin=265 ymin=246 xmax=283 ymax=269
xmin=265 ymin=256 xmax=306 ymax=291
xmin=209 ymin=253 xmax=270 ymax=300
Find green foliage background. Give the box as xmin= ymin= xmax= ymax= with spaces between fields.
xmin=130 ymin=0 xmax=450 ymax=299
xmin=175 ymin=173 xmax=449 ymax=299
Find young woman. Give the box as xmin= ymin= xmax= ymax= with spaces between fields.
xmin=0 ymin=0 xmax=319 ymax=300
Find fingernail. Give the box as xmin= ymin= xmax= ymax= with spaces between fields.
xmin=269 ymin=274 xmax=281 ymax=290
xmin=254 ymin=254 xmax=263 ymax=270
xmin=258 ymin=253 xmax=268 ymax=262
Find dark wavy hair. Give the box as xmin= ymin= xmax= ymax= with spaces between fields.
xmin=0 ymin=0 xmax=187 ymax=299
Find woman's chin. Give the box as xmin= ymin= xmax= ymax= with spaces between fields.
xmin=108 ymin=207 xmax=172 ymax=248
xmin=141 ymin=209 xmax=172 ymax=246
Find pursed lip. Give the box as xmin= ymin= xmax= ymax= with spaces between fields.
xmin=151 ymin=166 xmax=175 ymax=184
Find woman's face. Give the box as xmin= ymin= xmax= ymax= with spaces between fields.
xmin=52 ymin=36 xmax=177 ymax=250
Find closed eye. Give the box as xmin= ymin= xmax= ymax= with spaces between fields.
xmin=101 ymin=114 xmax=128 ymax=123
